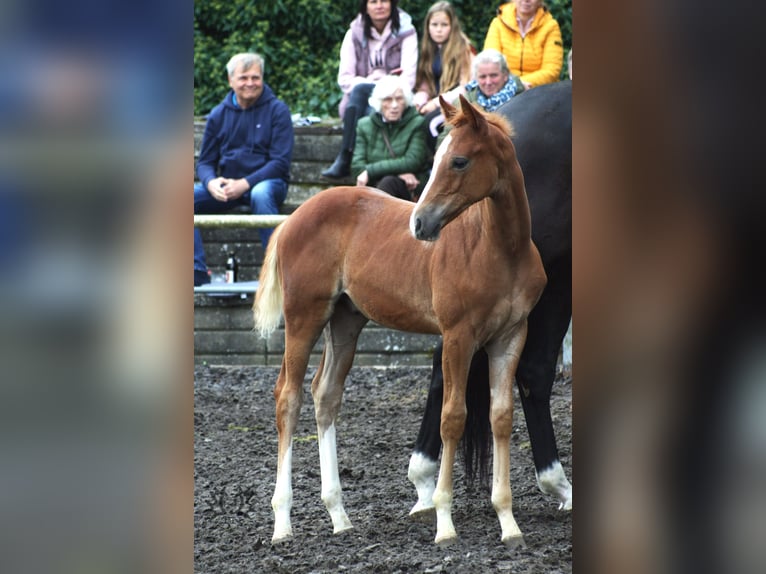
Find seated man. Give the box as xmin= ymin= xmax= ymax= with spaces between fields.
xmin=194 ymin=52 xmax=293 ymax=286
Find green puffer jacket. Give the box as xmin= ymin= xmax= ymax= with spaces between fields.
xmin=351 ymin=106 xmax=430 ymax=196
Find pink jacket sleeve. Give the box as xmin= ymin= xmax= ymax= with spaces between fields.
xmin=338 ymin=29 xmax=364 ymax=95
xmin=400 ymin=33 xmax=418 ymax=91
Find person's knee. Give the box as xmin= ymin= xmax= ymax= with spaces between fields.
xmin=250 ymin=179 xmax=286 ymax=214
xmin=349 ymin=83 xmax=374 ymax=113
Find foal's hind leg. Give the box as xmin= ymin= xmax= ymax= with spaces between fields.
xmin=272 ymin=315 xmax=328 ymax=543
xmin=311 ymin=297 xmax=368 ymax=535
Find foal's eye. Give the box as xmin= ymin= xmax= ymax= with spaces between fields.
xmin=451 ymin=157 xmax=469 ymax=170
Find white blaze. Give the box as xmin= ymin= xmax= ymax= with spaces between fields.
xmin=410 ymin=133 xmax=452 ymax=237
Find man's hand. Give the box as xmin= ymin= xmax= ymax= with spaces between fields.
xmin=220 ymin=178 xmax=249 ymax=201
xmin=207 ymin=177 xmax=249 ymax=201
xmin=356 ymin=170 xmax=369 ymax=187
xmin=207 ymin=177 xmax=229 ymax=202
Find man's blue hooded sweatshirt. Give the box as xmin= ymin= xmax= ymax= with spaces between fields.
xmin=197 ymin=84 xmax=294 ymax=190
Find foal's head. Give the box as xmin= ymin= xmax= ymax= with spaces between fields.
xmin=409 ymin=95 xmax=514 ymax=241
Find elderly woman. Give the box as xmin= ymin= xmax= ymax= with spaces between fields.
xmin=352 ymin=75 xmax=429 ymax=201
xmin=434 ymin=49 xmax=524 ymax=151
xmin=463 ymin=48 xmax=525 ymax=112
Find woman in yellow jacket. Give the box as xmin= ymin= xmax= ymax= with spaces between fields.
xmin=484 ymin=0 xmax=563 ymax=89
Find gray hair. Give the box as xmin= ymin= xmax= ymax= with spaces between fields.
xmin=368 ymin=75 xmax=413 ymax=113
xmin=471 ymin=49 xmax=509 ymax=79
xmin=226 ymin=53 xmax=265 ymax=77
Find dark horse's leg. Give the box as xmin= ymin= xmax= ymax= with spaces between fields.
xmin=408 ymin=343 xmax=491 ymax=517
xmin=516 ymin=256 xmax=572 ymax=509
xmin=407 ymin=344 xmax=444 ymax=517
xmin=408 ymin=259 xmax=572 ymax=512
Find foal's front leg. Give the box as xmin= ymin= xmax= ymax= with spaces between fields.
xmin=431 ymin=339 xmax=472 ymax=545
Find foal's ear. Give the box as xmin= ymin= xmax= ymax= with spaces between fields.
xmin=458 ymin=94 xmax=486 ymax=133
xmin=440 ymin=95 xmax=457 ymax=120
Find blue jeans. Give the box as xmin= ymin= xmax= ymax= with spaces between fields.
xmin=348 ymin=83 xmax=374 ymax=116
xmin=194 ymin=179 xmax=288 ymax=274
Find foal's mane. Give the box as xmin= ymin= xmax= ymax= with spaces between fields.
xmin=448 ymin=102 xmax=515 ymax=139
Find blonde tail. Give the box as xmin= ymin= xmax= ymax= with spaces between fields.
xmin=253 ymin=225 xmax=284 ymax=339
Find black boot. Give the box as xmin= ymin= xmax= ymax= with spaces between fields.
xmin=321 ymin=149 xmax=352 ymax=179
xmin=321 ymin=105 xmax=358 ymax=179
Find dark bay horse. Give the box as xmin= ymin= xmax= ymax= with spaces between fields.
xmin=253 ymin=95 xmax=546 ymax=546
xmin=408 ymin=80 xmax=573 ymax=517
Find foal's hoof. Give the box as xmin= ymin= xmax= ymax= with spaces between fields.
xmin=409 ymin=504 xmax=436 ymax=523
xmin=333 ymin=524 xmax=354 ymax=536
xmin=435 ymin=533 xmax=458 ymax=547
xmin=502 ymin=534 xmax=527 ymax=550
xmin=559 ymin=498 xmax=572 ymax=511
xmin=271 ymin=533 xmax=293 ymax=545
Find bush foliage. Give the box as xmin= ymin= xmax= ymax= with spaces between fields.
xmin=194 ymin=0 xmax=572 ymax=118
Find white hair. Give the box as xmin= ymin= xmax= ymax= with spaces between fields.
xmin=226 ymin=53 xmax=265 ymax=77
xmin=471 ymin=49 xmax=509 ymax=79
xmin=368 ymin=75 xmax=413 ymax=113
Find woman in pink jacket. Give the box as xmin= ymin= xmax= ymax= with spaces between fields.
xmin=322 ymin=0 xmax=418 ymax=179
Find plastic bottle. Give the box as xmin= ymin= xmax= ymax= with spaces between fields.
xmin=225 ymin=252 xmax=238 ymax=284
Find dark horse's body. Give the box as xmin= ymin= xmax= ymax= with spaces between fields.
xmin=408 ymin=80 xmax=573 ymax=513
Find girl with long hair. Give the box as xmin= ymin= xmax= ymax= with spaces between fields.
xmin=412 ymin=2 xmax=475 ymax=151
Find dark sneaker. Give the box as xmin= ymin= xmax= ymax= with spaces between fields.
xmin=194 ymin=269 xmax=211 ymax=287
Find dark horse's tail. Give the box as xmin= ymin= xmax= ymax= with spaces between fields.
xmin=462 ymin=349 xmax=491 ymax=486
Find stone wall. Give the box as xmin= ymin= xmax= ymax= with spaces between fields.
xmin=194 ymin=294 xmax=440 ymax=367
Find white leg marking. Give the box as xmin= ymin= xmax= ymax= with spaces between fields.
xmin=318 ymin=423 xmax=353 ymax=534
xmin=537 ymin=460 xmax=573 ymax=510
xmin=562 ymin=319 xmax=573 ymax=367
xmin=492 ymin=440 xmax=524 ymax=545
xmin=410 ymin=133 xmax=452 ymax=237
xmin=432 ymin=440 xmax=458 ymax=545
xmin=407 ymin=452 xmax=439 ymax=516
xmin=433 ymin=488 xmax=457 ymax=544
xmin=271 ymin=444 xmax=294 ymax=542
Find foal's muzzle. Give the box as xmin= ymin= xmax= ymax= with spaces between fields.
xmin=411 ymin=213 xmax=442 ymax=241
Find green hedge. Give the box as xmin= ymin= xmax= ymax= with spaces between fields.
xmin=194 ymin=1 xmax=572 ymax=118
